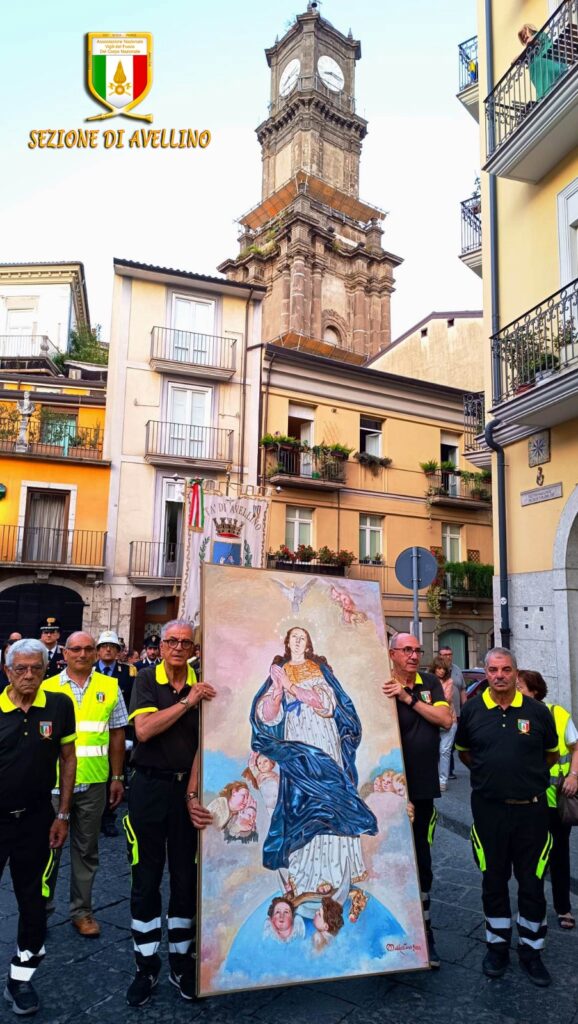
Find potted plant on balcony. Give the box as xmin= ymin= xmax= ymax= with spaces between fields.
xmin=260 ymin=432 xmax=301 ymax=450
xmin=419 ymin=459 xmax=439 ymax=477
xmin=296 ymin=544 xmax=316 ymax=563
xmin=531 ymin=352 xmax=559 ymax=384
xmin=336 ymin=549 xmax=355 ymax=568
xmin=327 ymin=442 xmax=354 ymax=460
xmin=355 ymin=452 xmax=392 ymax=476
xmin=69 ymin=432 xmax=101 ymax=460
xmin=270 ymin=545 xmax=297 ymax=568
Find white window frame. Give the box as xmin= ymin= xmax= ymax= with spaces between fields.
xmin=442 ymin=523 xmax=461 ymax=563
xmin=170 ymin=293 xmax=216 ymax=363
xmin=557 ymin=176 xmax=578 ymax=286
xmin=360 ymin=416 xmax=382 ymax=456
xmin=285 ymin=505 xmax=313 ymax=551
xmin=359 ymin=514 xmax=383 ymax=561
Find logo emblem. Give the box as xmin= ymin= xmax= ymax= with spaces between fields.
xmin=39 ymin=722 xmax=53 ymax=738
xmin=518 ymin=719 xmax=531 ymax=734
xmin=96 ymin=692 xmax=106 ymax=703
xmin=420 ymin=691 xmax=433 ymax=704
xmin=87 ymin=33 xmax=153 ymax=123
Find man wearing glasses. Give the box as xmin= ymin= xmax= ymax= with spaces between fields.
xmin=43 ymin=632 xmax=128 ymax=937
xmin=124 ymin=619 xmax=216 ymax=1007
xmin=383 ymin=633 xmax=452 ymax=969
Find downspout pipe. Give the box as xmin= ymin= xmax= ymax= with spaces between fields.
xmin=484 ymin=421 xmax=510 ymax=649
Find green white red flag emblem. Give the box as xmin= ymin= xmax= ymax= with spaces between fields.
xmin=87 ymin=33 xmax=153 ymax=122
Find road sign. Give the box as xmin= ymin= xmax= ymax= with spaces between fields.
xmin=394 ymin=546 xmax=439 ymax=638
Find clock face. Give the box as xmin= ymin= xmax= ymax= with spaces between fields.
xmin=279 ymin=58 xmax=301 ymax=97
xmin=317 ymin=55 xmax=345 ymax=93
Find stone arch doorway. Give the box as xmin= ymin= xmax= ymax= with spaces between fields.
xmin=552 ymin=483 xmax=578 ymax=712
xmin=437 ymin=625 xmax=474 ymax=668
xmin=0 ymin=583 xmax=85 ymax=642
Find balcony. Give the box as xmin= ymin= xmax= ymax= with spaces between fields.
xmin=267 ymin=74 xmax=356 ymax=118
xmin=426 ymin=470 xmax=492 ymax=510
xmin=463 ymin=392 xmax=485 ymax=452
xmin=128 ymin=541 xmax=183 ymax=585
xmin=264 ymin=446 xmax=347 ymax=491
xmin=444 ymin=561 xmax=494 ymax=604
xmin=491 ymin=276 xmax=578 ymax=427
xmin=0 ymin=526 xmax=106 ymax=573
xmin=459 ymin=195 xmax=482 ymax=277
xmin=457 ymin=36 xmax=479 ymax=120
xmin=150 ymin=327 xmax=236 ymax=380
xmin=485 ymin=1 xmax=578 ymax=182
xmin=145 ymin=421 xmax=234 ymax=470
xmin=0 ymin=418 xmax=104 ymax=461
xmin=0 ymin=334 xmax=60 ymax=371
xmin=267 ymin=556 xmax=346 ymax=577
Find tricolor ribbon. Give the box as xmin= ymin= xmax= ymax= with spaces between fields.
xmin=188 ymin=478 xmax=205 ymax=532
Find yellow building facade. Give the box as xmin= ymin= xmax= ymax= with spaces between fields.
xmin=368 ymin=311 xmax=484 ymax=392
xmin=467 ymin=0 xmax=578 ymax=708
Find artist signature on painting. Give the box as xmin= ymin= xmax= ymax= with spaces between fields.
xmin=386 ymin=942 xmax=423 ymax=953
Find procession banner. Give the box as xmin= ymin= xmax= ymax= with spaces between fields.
xmin=178 ymin=482 xmax=270 ymax=628
xmin=198 ymin=564 xmax=428 ymax=995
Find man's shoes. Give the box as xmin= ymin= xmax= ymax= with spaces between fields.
xmin=72 ymin=914 xmax=100 ymax=938
xmin=4 ymin=978 xmax=40 ymax=1016
xmin=126 ymin=970 xmax=159 ymax=1007
xmin=439 ymin=782 xmax=447 ymax=792
xmin=101 ymin=821 xmax=119 ymax=838
xmin=169 ymin=969 xmax=197 ymax=1001
xmin=518 ymin=953 xmax=551 ymax=987
xmin=482 ymin=947 xmax=510 ymax=978
xmin=426 ymin=931 xmax=441 ymax=969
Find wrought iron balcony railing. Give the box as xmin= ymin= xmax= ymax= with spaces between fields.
xmin=460 ymin=195 xmax=482 ymax=255
xmin=265 ymin=446 xmax=347 ymax=484
xmin=463 ymin=392 xmax=485 ymax=452
xmin=491 ymin=276 xmax=578 ymax=401
xmin=129 ymin=540 xmax=183 ymax=580
xmin=150 ymin=327 xmax=236 ymax=372
xmin=0 ymin=335 xmax=59 ymax=360
xmin=444 ymin=562 xmax=494 ymax=600
xmin=0 ymin=417 xmax=104 ymax=459
xmin=485 ymin=1 xmax=578 ymax=158
xmin=145 ymin=421 xmax=234 ymax=463
xmin=426 ymin=470 xmax=491 ymax=504
xmin=0 ymin=526 xmax=106 ymax=568
xmin=458 ymin=36 xmax=478 ymax=92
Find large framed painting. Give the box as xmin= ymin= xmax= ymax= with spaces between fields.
xmin=198 ymin=564 xmax=428 ymax=995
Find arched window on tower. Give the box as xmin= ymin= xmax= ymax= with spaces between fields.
xmin=323 ymin=325 xmax=341 ymax=346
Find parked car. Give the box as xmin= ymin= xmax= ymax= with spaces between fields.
xmin=463 ymin=667 xmax=487 ymax=699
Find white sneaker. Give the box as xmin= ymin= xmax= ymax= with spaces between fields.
xmin=439 ymin=782 xmax=447 ymax=792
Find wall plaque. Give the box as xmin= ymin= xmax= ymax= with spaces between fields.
xmin=520 ymin=483 xmax=562 ymax=506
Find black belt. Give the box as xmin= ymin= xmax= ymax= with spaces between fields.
xmin=504 ymin=795 xmax=541 ymax=805
xmin=0 ymin=799 xmax=47 ymax=820
xmin=134 ymin=765 xmax=189 ymax=783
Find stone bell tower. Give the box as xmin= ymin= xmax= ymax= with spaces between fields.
xmin=218 ymin=2 xmax=402 ymax=359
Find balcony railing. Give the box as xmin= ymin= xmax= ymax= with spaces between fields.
xmin=150 ymin=327 xmax=236 ymax=373
xmin=445 ymin=562 xmax=494 ymax=601
xmin=267 ymin=556 xmax=347 ymax=577
xmin=458 ymin=36 xmax=478 ymax=92
xmin=463 ymin=392 xmax=485 ymax=452
xmin=145 ymin=421 xmax=234 ymax=463
xmin=129 ymin=540 xmax=183 ymax=580
xmin=491 ymin=276 xmax=578 ymax=401
xmin=485 ymin=1 xmax=578 ymax=159
xmin=265 ymin=447 xmax=347 ymax=484
xmin=460 ymin=195 xmax=482 ymax=255
xmin=0 ymin=335 xmax=59 ymax=360
xmin=0 ymin=526 xmax=106 ymax=568
xmin=0 ymin=418 xmax=104 ymax=459
xmin=268 ymin=74 xmax=356 ymax=117
xmin=426 ymin=470 xmax=491 ymax=504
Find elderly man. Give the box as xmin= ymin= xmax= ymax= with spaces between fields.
xmin=1 ymin=639 xmax=76 ymax=1016
xmin=455 ymin=648 xmax=559 ymax=986
xmin=43 ymin=631 xmax=128 ymax=937
xmin=382 ymin=633 xmax=452 ymax=969
xmin=125 ymin=619 xmax=215 ymax=1007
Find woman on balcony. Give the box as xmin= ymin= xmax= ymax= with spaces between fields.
xmin=518 ymin=23 xmax=567 ymax=101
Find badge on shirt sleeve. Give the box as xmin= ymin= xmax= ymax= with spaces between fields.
xmin=96 ymin=692 xmax=106 ymax=703
xmin=39 ymin=722 xmax=53 ymax=738
xmin=518 ymin=719 xmax=530 ymax=734
xmin=420 ymin=691 xmax=433 ymax=704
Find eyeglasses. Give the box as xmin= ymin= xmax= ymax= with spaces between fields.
xmin=161 ymin=638 xmax=193 ymax=650
xmin=66 ymin=645 xmax=96 ymax=654
xmin=10 ymin=664 xmax=44 ymax=676
xmin=393 ymin=646 xmax=424 ymax=656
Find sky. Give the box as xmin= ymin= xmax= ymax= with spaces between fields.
xmin=1 ymin=0 xmax=482 ymax=341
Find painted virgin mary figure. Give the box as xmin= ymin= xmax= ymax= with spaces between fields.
xmin=250 ymin=626 xmax=377 ymax=898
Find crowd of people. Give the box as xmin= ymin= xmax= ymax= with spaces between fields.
xmin=0 ymin=619 xmax=576 ymax=1015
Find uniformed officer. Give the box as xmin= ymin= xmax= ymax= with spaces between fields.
xmin=1 ymin=639 xmax=76 ymax=1016
xmin=95 ymin=630 xmax=137 ymax=837
xmin=135 ymin=635 xmax=161 ymax=672
xmin=124 ymin=619 xmax=216 ymax=1007
xmin=39 ymin=618 xmax=65 ymax=679
xmin=455 ymin=647 xmax=559 ymax=986
xmin=382 ymin=633 xmax=452 ymax=969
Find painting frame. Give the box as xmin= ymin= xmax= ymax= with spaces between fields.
xmin=196 ymin=563 xmax=429 ymax=997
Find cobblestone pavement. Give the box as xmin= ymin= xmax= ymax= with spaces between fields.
xmin=1 ymin=793 xmax=577 ymax=1024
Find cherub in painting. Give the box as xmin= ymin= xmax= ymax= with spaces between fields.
xmin=329 ymin=585 xmax=368 ymax=626
xmin=312 ymin=896 xmax=344 ymax=952
xmin=242 ymin=752 xmax=279 ymax=817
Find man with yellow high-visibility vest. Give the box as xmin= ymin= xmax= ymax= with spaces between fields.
xmin=455 ymin=648 xmax=559 ymax=988
xmin=43 ymin=631 xmax=128 ymax=937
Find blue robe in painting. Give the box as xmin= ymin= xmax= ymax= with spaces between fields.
xmin=250 ymin=658 xmax=378 ymax=871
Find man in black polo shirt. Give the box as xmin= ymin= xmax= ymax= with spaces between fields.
xmin=455 ymin=647 xmax=559 ymax=987
xmin=0 ymin=639 xmax=76 ymax=1016
xmin=124 ymin=619 xmax=216 ymax=1008
xmin=382 ymin=633 xmax=452 ymax=969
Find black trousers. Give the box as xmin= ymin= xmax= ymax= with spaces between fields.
xmin=548 ymin=805 xmax=572 ymax=915
xmin=471 ymin=791 xmax=551 ymax=958
xmin=0 ymin=801 xmax=54 ymax=982
xmin=125 ymin=769 xmax=197 ymax=975
xmin=412 ymin=798 xmax=438 ymax=932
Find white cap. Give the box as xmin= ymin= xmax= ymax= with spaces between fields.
xmin=96 ymin=629 xmax=121 ymax=648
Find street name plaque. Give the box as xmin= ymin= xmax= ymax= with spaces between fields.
xmin=520 ymin=483 xmax=563 ymax=506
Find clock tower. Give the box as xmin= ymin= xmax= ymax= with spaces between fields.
xmin=218 ymin=2 xmax=402 ymax=358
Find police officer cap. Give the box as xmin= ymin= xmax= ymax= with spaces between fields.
xmin=146 ymin=634 xmax=161 ymax=648
xmin=96 ymin=629 xmax=121 ymax=648
xmin=39 ymin=616 xmax=61 ymax=632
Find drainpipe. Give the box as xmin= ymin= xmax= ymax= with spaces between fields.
xmin=261 ymin=349 xmax=278 ymax=486
xmin=484 ymin=421 xmax=510 ymax=649
xmin=238 ymin=288 xmax=255 ymax=487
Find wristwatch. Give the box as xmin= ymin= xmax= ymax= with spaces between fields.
xmin=406 ymin=688 xmax=419 ymax=708
xmin=180 ymin=693 xmax=191 ymax=708
xmin=56 ymin=812 xmax=70 ymax=822
xmin=111 ymin=775 xmax=124 ymax=782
